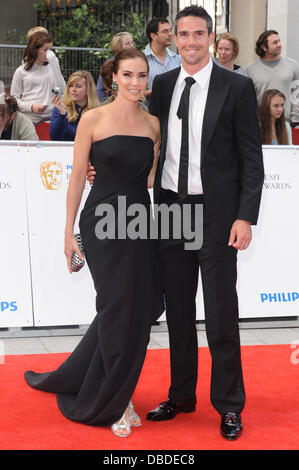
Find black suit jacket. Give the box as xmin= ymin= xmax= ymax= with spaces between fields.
xmin=149 ymin=62 xmax=264 ymax=243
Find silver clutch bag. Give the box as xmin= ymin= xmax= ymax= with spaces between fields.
xmin=70 ymin=233 xmax=85 ymax=272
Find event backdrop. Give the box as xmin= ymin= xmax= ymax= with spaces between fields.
xmin=0 ymin=145 xmax=33 ymax=327
xmin=0 ymin=142 xmax=298 ymax=327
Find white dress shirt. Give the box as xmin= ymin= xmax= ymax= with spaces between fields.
xmin=162 ymin=58 xmax=213 ymax=195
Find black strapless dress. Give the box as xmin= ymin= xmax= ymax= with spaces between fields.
xmin=25 ymin=135 xmax=163 ymax=426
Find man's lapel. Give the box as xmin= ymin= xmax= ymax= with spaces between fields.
xmin=159 ymin=67 xmax=180 ymax=167
xmin=201 ymin=63 xmax=231 ymax=164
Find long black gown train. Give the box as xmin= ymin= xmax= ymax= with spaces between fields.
xmin=25 ymin=135 xmax=163 ymax=426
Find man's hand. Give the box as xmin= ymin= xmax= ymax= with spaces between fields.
xmin=228 ymin=219 xmax=252 ymax=250
xmin=87 ymin=161 xmax=96 ymax=185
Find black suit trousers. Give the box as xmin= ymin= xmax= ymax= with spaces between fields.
xmin=159 ymin=189 xmax=245 ymax=414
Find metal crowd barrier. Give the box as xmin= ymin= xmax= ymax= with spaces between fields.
xmin=0 ymin=44 xmax=106 ymax=89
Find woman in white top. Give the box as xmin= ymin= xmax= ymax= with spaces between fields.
xmin=26 ymin=26 xmax=66 ymax=93
xmin=10 ymin=31 xmax=58 ymax=124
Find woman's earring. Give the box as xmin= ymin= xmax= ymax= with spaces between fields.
xmin=111 ymin=81 xmax=118 ymax=91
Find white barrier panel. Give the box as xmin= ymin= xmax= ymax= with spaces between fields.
xmin=195 ymin=146 xmax=299 ymax=320
xmin=1 ymin=142 xmax=299 ymax=327
xmin=0 ymin=145 xmax=33 ymax=327
xmin=236 ymin=146 xmax=299 ymax=318
xmin=24 ymin=143 xmax=96 ymax=327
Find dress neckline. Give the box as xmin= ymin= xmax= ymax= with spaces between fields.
xmin=91 ymin=135 xmax=155 ymax=146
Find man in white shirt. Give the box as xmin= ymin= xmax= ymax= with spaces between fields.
xmin=143 ymin=17 xmax=181 ymax=98
xmin=162 ymin=58 xmax=211 ymax=195
xmin=147 ymin=5 xmax=264 ymax=440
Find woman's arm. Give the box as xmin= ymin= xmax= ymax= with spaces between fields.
xmin=10 ymin=67 xmax=32 ymax=114
xmin=50 ymin=107 xmax=66 ymax=140
xmin=47 ymin=50 xmax=66 ymax=93
xmin=148 ymin=116 xmax=161 ymax=189
xmin=64 ymin=111 xmax=94 ymax=271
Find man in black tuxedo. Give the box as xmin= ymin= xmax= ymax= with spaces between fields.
xmin=146 ymin=6 xmax=264 ymax=440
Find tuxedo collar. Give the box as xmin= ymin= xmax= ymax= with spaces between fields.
xmin=201 ymin=62 xmax=231 ymax=162
xmin=159 ymin=62 xmax=231 ymax=164
xmin=178 ymin=58 xmax=213 ymax=90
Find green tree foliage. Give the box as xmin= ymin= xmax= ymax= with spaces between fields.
xmin=33 ymin=1 xmax=148 ymax=57
xmin=5 ymin=1 xmax=149 ymax=83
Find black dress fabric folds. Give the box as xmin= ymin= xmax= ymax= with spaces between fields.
xmin=25 ymin=135 xmax=164 ymax=426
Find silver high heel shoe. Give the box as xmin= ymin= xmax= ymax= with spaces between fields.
xmin=111 ymin=406 xmax=131 ymax=438
xmin=128 ymin=400 xmax=141 ymax=427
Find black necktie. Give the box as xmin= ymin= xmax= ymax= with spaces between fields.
xmin=177 ymin=76 xmax=196 ymax=200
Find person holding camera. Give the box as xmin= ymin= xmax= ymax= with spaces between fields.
xmin=50 ymin=70 xmax=100 ymax=141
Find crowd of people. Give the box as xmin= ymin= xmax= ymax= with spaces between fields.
xmin=1 ymin=18 xmax=298 ymax=145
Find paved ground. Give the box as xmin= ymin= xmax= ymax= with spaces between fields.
xmin=1 ymin=321 xmax=299 ymax=355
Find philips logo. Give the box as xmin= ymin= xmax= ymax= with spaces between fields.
xmin=0 ymin=301 xmax=18 ymax=312
xmin=261 ymin=292 xmax=299 ymax=303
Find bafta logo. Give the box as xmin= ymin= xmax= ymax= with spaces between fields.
xmin=40 ymin=161 xmax=63 ymax=190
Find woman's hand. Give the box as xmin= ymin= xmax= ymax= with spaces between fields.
xmin=64 ymin=233 xmax=84 ymax=274
xmin=31 ymin=103 xmax=48 ymax=114
xmin=51 ymin=95 xmax=67 ymax=115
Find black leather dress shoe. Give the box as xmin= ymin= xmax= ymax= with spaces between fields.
xmin=146 ymin=398 xmax=196 ymax=421
xmin=220 ymin=412 xmax=243 ymax=440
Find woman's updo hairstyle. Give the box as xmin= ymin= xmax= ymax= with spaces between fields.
xmin=0 ymin=95 xmax=18 ymax=118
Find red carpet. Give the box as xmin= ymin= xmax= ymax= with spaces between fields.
xmin=1 ymin=344 xmax=299 ymax=450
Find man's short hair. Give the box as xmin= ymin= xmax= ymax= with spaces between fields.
xmin=255 ymin=30 xmax=279 ymax=58
xmin=174 ymin=5 xmax=213 ymax=35
xmin=146 ymin=17 xmax=170 ymax=43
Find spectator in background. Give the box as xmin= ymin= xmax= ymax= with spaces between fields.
xmin=214 ymin=32 xmax=247 ymax=76
xmin=96 ymin=32 xmax=135 ymax=101
xmin=26 ymin=26 xmax=66 ymax=93
xmin=258 ymin=89 xmax=292 ymax=145
xmin=10 ymin=31 xmax=58 ymax=124
xmin=50 ymin=70 xmax=99 ymax=141
xmin=143 ymin=17 xmax=181 ymax=98
xmin=247 ymin=30 xmax=299 ymax=125
xmin=0 ymin=94 xmax=38 ymax=140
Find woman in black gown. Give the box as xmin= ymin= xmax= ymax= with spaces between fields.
xmin=24 ymin=48 xmax=163 ymax=438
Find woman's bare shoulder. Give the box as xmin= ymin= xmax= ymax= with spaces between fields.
xmin=79 ymin=106 xmax=108 ymax=132
xmin=82 ymin=106 xmax=105 ymax=121
xmin=144 ymin=110 xmax=160 ymax=140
